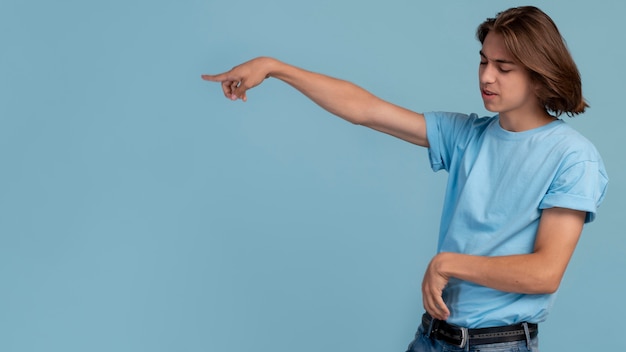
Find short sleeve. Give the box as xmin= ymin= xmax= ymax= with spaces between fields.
xmin=539 ymin=160 xmax=609 ymax=223
xmin=424 ymin=112 xmax=447 ymax=172
xmin=424 ymin=112 xmax=485 ymax=172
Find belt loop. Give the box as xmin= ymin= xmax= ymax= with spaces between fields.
xmin=425 ymin=315 xmax=435 ymax=338
xmin=522 ymin=322 xmax=531 ymax=349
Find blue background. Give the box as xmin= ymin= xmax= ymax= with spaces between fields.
xmin=1 ymin=0 xmax=623 ymax=351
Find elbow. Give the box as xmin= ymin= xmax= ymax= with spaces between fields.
xmin=349 ymin=116 xmax=368 ymax=126
xmin=350 ymin=96 xmax=382 ymax=127
xmin=330 ymin=107 xmax=370 ymax=126
xmin=536 ymin=282 xmax=560 ymax=295
xmin=527 ymin=272 xmax=562 ymax=294
xmin=349 ymin=115 xmax=378 ymax=130
xmin=544 ymin=275 xmax=561 ymax=294
xmin=348 ymin=107 xmax=375 ymax=126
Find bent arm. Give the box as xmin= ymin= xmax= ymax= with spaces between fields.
xmin=423 ymin=207 xmax=586 ymax=320
xmin=202 ymin=57 xmax=429 ymax=147
xmin=443 ymin=207 xmax=585 ymax=293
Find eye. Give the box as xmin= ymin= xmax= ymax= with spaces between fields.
xmin=479 ymin=61 xmax=487 ymax=66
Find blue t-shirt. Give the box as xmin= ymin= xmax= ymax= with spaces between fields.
xmin=424 ymin=112 xmax=608 ymax=328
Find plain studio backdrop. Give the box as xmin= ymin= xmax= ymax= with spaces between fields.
xmin=1 ymin=0 xmax=623 ymax=351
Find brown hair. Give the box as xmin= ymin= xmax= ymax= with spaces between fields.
xmin=476 ymin=6 xmax=588 ymax=116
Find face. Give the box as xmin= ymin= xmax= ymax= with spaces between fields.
xmin=479 ymin=32 xmax=539 ymax=119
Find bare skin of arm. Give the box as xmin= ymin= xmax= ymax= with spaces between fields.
xmin=201 ymin=57 xmax=429 ymax=147
xmin=422 ymin=207 xmax=586 ymax=320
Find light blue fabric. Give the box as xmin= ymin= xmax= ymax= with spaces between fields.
xmin=424 ymin=112 xmax=609 ymax=328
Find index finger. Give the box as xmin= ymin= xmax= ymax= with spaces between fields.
xmin=201 ymin=73 xmax=227 ymax=82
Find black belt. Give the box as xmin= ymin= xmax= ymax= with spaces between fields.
xmin=422 ymin=313 xmax=538 ymax=348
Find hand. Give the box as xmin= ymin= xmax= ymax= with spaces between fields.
xmin=422 ymin=253 xmax=451 ymax=321
xmin=201 ymin=57 xmax=275 ymax=102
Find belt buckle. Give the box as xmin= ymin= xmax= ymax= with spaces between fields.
xmin=455 ymin=327 xmax=469 ymax=348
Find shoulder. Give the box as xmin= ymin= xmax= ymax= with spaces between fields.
xmin=546 ymin=121 xmax=604 ymax=164
xmin=424 ymin=111 xmax=494 ymax=126
xmin=424 ymin=112 xmax=496 ymax=140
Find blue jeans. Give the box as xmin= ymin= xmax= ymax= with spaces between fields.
xmin=406 ymin=324 xmax=539 ymax=352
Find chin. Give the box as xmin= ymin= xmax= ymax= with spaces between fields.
xmin=483 ymin=104 xmax=498 ymax=113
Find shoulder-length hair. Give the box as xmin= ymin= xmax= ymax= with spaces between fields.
xmin=476 ymin=6 xmax=588 ymax=116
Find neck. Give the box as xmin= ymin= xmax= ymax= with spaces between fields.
xmin=499 ymin=109 xmax=555 ymax=132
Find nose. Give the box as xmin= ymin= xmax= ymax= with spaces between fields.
xmin=479 ymin=63 xmax=496 ymax=84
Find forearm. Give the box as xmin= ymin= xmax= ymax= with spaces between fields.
xmin=435 ymin=252 xmax=562 ymax=294
xmin=264 ymin=57 xmax=384 ymax=125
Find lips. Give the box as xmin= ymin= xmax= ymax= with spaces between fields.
xmin=481 ymin=88 xmax=498 ymax=101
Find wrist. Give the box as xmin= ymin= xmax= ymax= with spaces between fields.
xmin=256 ymin=56 xmax=281 ymax=79
xmin=434 ymin=252 xmax=455 ymax=279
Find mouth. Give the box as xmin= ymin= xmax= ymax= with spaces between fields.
xmin=481 ymin=89 xmax=497 ymax=98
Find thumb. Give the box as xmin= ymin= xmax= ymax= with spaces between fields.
xmin=231 ymin=82 xmax=249 ymax=102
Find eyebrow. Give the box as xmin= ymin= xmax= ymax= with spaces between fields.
xmin=479 ymin=50 xmax=516 ymax=65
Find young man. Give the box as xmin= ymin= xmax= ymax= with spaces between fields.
xmin=202 ymin=6 xmax=608 ymax=352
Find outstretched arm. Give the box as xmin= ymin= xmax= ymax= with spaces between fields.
xmin=202 ymin=57 xmax=429 ymax=147
xmin=422 ymin=207 xmax=586 ymax=320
